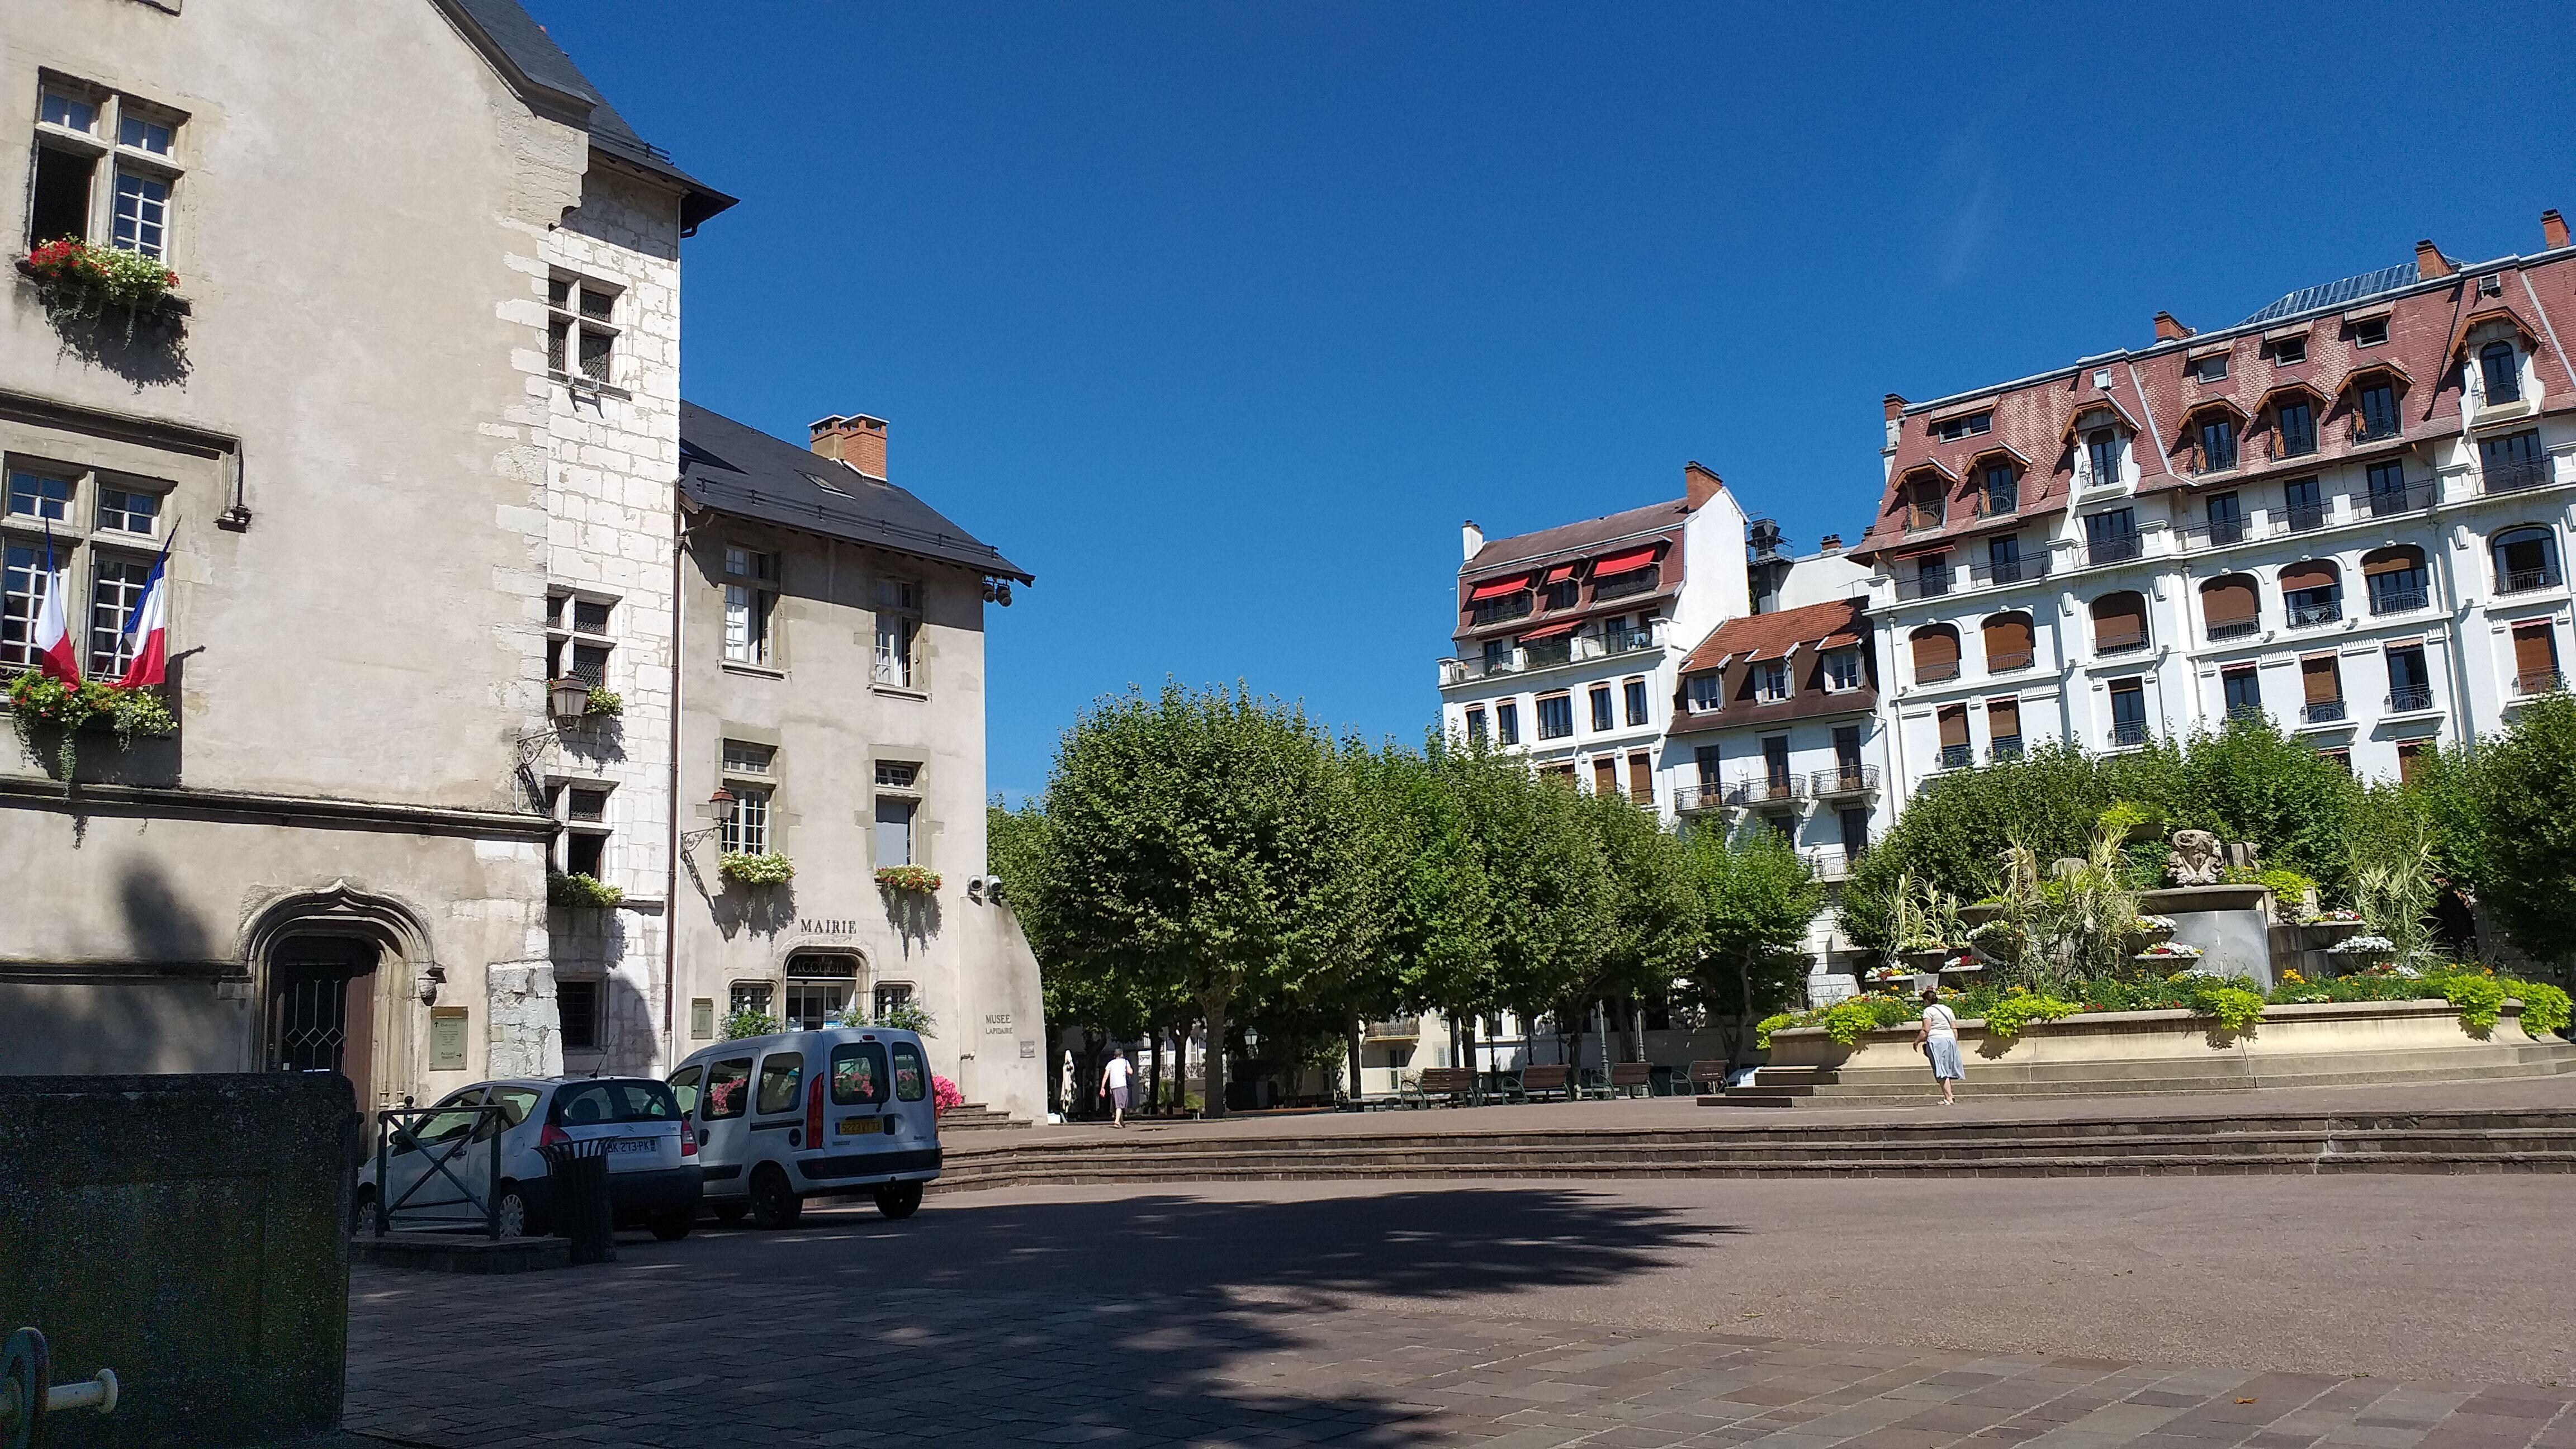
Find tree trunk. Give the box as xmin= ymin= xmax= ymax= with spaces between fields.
xmin=1199 ymin=988 xmax=1231 ymax=1119
xmin=1345 ymin=1019 xmax=1364 ymax=1106
xmin=1173 ymin=1023 xmax=1190 ymax=1115
xmin=1145 ymin=1029 xmax=1162 ymax=1116
xmin=1458 ymin=1008 xmax=1479 ymax=1105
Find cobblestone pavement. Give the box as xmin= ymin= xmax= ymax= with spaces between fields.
xmin=345 ymin=1177 xmax=2576 ymax=1448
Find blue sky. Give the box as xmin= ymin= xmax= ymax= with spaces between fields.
xmin=527 ymin=0 xmax=2576 ymax=801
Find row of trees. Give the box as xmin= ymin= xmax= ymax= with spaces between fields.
xmin=1841 ymin=700 xmax=2576 ymax=980
xmin=989 ymin=684 xmax=1827 ymax=1116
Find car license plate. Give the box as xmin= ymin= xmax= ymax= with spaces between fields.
xmin=607 ymin=1137 xmax=656 ymax=1154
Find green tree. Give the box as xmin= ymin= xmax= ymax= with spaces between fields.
xmin=1030 ymin=683 xmax=1368 ymax=1117
xmin=1333 ymin=735 xmax=1499 ymax=1092
xmin=1556 ymin=787 xmax=1703 ymax=1067
xmin=1680 ymin=821 xmax=1824 ymax=1062
xmin=2466 ymin=694 xmax=2576 ymax=979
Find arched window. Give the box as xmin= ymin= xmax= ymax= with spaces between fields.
xmin=1981 ymin=612 xmax=2035 ymax=672
xmin=1979 ymin=461 xmax=2019 ymax=517
xmin=2084 ymin=428 xmax=2122 ymax=487
xmin=2090 ymin=591 xmax=2149 ymax=655
xmin=2279 ymin=560 xmax=2342 ymax=627
xmin=1903 ymin=476 xmax=1947 ymax=532
xmin=2361 ymin=546 xmax=2429 ymax=615
xmin=2199 ymin=575 xmax=2260 ymax=640
xmin=1911 ymin=623 xmax=1962 ymax=683
xmin=2493 ymin=525 xmax=2561 ymax=595
xmin=2480 ymin=340 xmax=2523 ymax=405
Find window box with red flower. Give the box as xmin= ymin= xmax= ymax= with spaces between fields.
xmin=18 ymin=239 xmax=188 ymax=340
xmin=6 ymin=669 xmax=176 ymax=777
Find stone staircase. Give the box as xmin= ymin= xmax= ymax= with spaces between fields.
xmin=930 ymin=1106 xmax=2576 ymax=1192
xmin=936 ymin=1101 xmax=1029 ymax=1133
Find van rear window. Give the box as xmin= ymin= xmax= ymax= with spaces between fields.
xmin=892 ymin=1042 xmax=927 ymax=1102
xmin=831 ymin=1043 xmax=889 ymax=1106
xmin=703 ymin=1058 xmax=753 ymax=1120
xmin=755 ymin=1052 xmax=804 ymax=1115
xmin=552 ymin=1080 xmax=679 ymax=1126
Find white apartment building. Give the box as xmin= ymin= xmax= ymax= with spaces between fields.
xmin=1857 ymin=222 xmax=2576 ymax=801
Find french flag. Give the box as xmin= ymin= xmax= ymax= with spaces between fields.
xmin=117 ymin=537 xmax=172 ymax=689
xmin=31 ymin=525 xmax=79 ymax=685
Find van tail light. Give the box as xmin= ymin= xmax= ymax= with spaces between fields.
xmin=679 ymin=1125 xmax=698 ymax=1157
xmin=806 ymin=1071 xmax=825 ymax=1145
xmin=539 ymin=1124 xmax=569 ymax=1149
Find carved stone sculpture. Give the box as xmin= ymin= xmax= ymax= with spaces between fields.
xmin=1995 ymin=847 xmax=2040 ymax=895
xmin=2225 ymin=841 xmax=2261 ymax=872
xmin=2167 ymin=828 xmax=2224 ymax=886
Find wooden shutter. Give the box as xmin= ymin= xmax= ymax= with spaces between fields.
xmin=1628 ymin=752 xmax=1653 ymax=801
xmin=1938 ymin=704 xmax=1970 ymax=747
xmin=1982 ymin=614 xmax=2034 ymax=666
xmin=1912 ymin=627 xmax=1960 ymax=672
xmin=1593 ymin=758 xmax=1618 ymax=797
xmin=1987 ymin=697 xmax=2020 ymax=736
xmin=2513 ymin=623 xmax=2558 ymax=678
xmin=2200 ymin=576 xmax=2258 ymax=625
xmin=2300 ymin=654 xmax=2342 ymax=705
xmin=2091 ymin=592 xmax=2148 ymax=647
xmin=2362 ymin=547 xmax=2421 ymax=578
xmin=2279 ymin=561 xmax=2338 ymax=593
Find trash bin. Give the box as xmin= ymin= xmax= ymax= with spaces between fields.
xmin=542 ymin=1137 xmax=617 ymax=1265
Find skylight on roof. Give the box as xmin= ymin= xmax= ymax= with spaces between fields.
xmin=802 ymin=470 xmax=851 ymax=496
xmin=2240 ymin=262 xmax=2419 ymax=327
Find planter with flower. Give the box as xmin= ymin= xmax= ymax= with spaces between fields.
xmin=2327 ymin=934 xmax=2397 ymax=970
xmin=875 ymin=865 xmax=941 ymax=896
xmin=583 ymin=686 xmax=622 ymax=718
xmin=20 ymin=239 xmax=186 ymax=339
xmin=930 ymin=1074 xmax=966 ymax=1116
xmin=547 ymin=872 xmax=624 ymax=908
xmin=6 ymin=670 xmax=177 ymax=776
xmin=719 ymin=851 xmax=794 ymax=888
xmin=2130 ymin=913 xmax=2177 ymax=944
xmin=2134 ymin=940 xmax=2204 ymax=968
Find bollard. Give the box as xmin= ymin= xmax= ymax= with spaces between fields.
xmin=2 ymin=1328 xmax=118 ymax=1449
xmin=542 ymin=1136 xmax=617 ymax=1265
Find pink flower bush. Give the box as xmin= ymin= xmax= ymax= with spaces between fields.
xmin=931 ymin=1074 xmax=965 ymax=1115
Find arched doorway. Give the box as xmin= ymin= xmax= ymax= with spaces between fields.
xmin=244 ymin=882 xmax=435 ymax=1120
xmin=267 ymin=935 xmax=381 ymax=1110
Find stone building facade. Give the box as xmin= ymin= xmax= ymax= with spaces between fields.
xmin=0 ymin=0 xmax=729 ymax=1113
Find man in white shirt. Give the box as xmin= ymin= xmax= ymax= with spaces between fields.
xmin=1099 ymin=1046 xmax=1134 ymax=1128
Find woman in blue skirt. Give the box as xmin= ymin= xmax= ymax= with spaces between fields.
xmin=1914 ymin=985 xmax=1963 ymax=1105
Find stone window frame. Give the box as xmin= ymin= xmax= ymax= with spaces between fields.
xmin=872 ymin=755 xmax=927 ymax=870
xmin=721 ymin=544 xmax=780 ymax=669
xmin=546 ymin=588 xmax=618 ymax=690
xmin=872 ymin=574 xmax=925 ymax=693
xmin=546 ymin=271 xmax=624 ymax=391
xmin=718 ymin=732 xmax=783 ymax=858
xmin=556 ymin=976 xmax=604 ymax=1054
xmin=2 ymin=452 xmax=172 ymax=673
xmin=543 ymin=775 xmax=617 ymax=878
xmin=29 ymin=72 xmax=188 ymax=262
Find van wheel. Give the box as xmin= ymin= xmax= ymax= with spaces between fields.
xmin=711 ymin=1202 xmax=747 ymax=1225
xmin=872 ymin=1182 xmax=923 ymax=1220
xmin=648 ymin=1210 xmax=694 ymax=1242
xmin=746 ymin=1166 xmax=803 ymax=1230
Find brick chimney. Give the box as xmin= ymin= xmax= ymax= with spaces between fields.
xmin=2545 ymin=210 xmax=2570 ymax=250
xmin=1882 ymin=394 xmax=1907 ymax=423
xmin=1684 ymin=460 xmax=1725 ymax=510
xmin=2153 ymin=311 xmax=2193 ymax=342
xmin=1461 ymin=520 xmax=1484 ymax=562
xmin=2415 ymin=240 xmax=2453 ymax=280
xmin=808 ymin=414 xmax=889 ymax=478
xmin=1819 ymin=533 xmax=1844 ymax=553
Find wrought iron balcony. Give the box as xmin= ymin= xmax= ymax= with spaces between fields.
xmin=2267 ymin=429 xmax=2319 ymax=461
xmin=2369 ymin=585 xmax=2428 ymax=616
xmin=1810 ymin=765 xmax=1880 ymax=798
xmin=2279 ymin=501 xmax=2329 ymax=534
xmin=1804 ymin=847 xmax=1855 ymax=881
xmin=2302 ymin=699 xmax=2349 ymax=726
xmin=1968 ymin=556 xmax=2051 ymax=588
xmin=1673 ymin=783 xmax=1728 ymax=815
xmin=2385 ymin=685 xmax=2436 ymax=713
xmin=2204 ymin=516 xmax=2250 ymax=547
xmin=1592 ymin=569 xmax=1659 ymax=602
xmin=2515 ymin=670 xmax=2565 ymax=698
xmin=2206 ymin=618 xmax=2261 ymax=642
xmin=1596 ymin=624 xmax=1658 ymax=656
xmin=2482 ymin=456 xmax=2554 ymax=495
xmin=2351 ymin=415 xmax=2404 ymax=445
xmin=1988 ymin=735 xmax=2024 ymax=761
xmin=1729 ymin=776 xmax=1806 ymax=807
xmin=2498 ymin=566 xmax=2563 ymax=596
xmin=1893 ymin=569 xmax=1954 ymax=601
xmin=2366 ymin=481 xmax=2433 ymax=518
xmin=1523 ymin=638 xmax=1573 ymax=668
xmin=1363 ymin=1017 xmax=1422 ymax=1040
xmin=1935 ymin=743 xmax=1973 ymax=770
xmin=2110 ymin=719 xmax=2151 ymax=748
xmin=1987 ymin=650 xmax=2034 ymax=673
xmin=1905 ymin=509 xmax=1947 ymax=534
xmin=2189 ymin=445 xmax=2239 ymax=476
xmin=2082 ymin=532 xmax=2143 ymax=566
xmin=1915 ymin=659 xmax=1961 ymax=683
xmin=2286 ymin=600 xmax=2343 ymax=628
xmin=1469 ymin=593 xmax=1532 ymax=626
xmin=2094 ymin=632 xmax=2149 ymax=656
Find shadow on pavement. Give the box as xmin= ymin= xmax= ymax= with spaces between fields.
xmin=347 ymin=1186 xmax=1717 ymax=1447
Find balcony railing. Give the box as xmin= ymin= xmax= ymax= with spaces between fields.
xmin=1988 ymin=735 xmax=2024 ymax=761
xmin=2386 ymin=685 xmax=2436 ymax=713
xmin=1968 ymin=556 xmax=2051 ymax=588
xmin=1905 ymin=510 xmax=1947 ymax=534
xmin=2082 ymin=532 xmax=2143 ymax=566
xmin=1803 ymin=848 xmax=1855 ymax=882
xmin=2110 ymin=719 xmax=2151 ymax=748
xmin=1469 ymin=594 xmax=1532 ymax=626
xmin=1523 ymin=638 xmax=1573 ymax=668
xmin=1593 ymin=569 xmax=1659 ymax=602
xmin=2369 ymin=585 xmax=2428 ymax=616
xmin=2515 ymin=670 xmax=2565 ymax=698
xmin=1810 ymin=765 xmax=1880 ymax=798
xmin=2188 ymin=445 xmax=2238 ymax=476
xmin=2286 ymin=599 xmax=2343 ymax=628
xmin=2366 ymin=482 xmax=2434 ymax=518
xmin=2094 ymin=632 xmax=2149 ymax=656
xmin=1363 ymin=1018 xmax=1422 ymax=1040
xmin=2480 ymin=456 xmax=2554 ymax=495
xmin=2204 ymin=516 xmax=2250 ymax=547
xmin=2351 ymin=415 xmax=2404 ymax=445
xmin=1673 ymin=783 xmax=1727 ymax=815
xmin=1935 ymin=743 xmax=1973 ymax=770
xmin=1729 ymin=776 xmax=1806 ymax=807
xmin=1893 ymin=568 xmax=1954 ymax=601
xmin=2269 ymin=429 xmax=2319 ymax=462
xmin=2279 ymin=501 xmax=2329 ymax=534
xmin=2081 ymin=464 xmax=2123 ymax=491
xmin=2302 ymin=700 xmax=2349 ymax=726
xmin=2498 ymin=566 xmax=2563 ymax=595
xmin=2206 ymin=618 xmax=2261 ymax=641
xmin=1598 ymin=624 xmax=1656 ymax=655
xmin=1915 ymin=659 xmax=1961 ymax=683
xmin=1987 ymin=650 xmax=2034 ymax=673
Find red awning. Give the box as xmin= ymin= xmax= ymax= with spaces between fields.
xmin=1542 ymin=564 xmax=1576 ymax=584
xmin=1518 ymin=621 xmax=1578 ymax=642
xmin=1591 ymin=545 xmax=1661 ymax=576
xmin=1466 ymin=576 xmax=1528 ymax=601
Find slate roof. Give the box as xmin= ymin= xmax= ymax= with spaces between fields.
xmin=678 ymin=402 xmax=1033 ymax=583
xmin=1462 ymin=498 xmax=1692 ymax=578
xmin=447 ymin=0 xmax=736 ymax=231
xmin=1680 ymin=598 xmax=1867 ymax=674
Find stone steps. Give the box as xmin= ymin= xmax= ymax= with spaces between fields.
xmin=930 ymin=1107 xmax=2576 ymax=1191
xmin=937 ymin=1103 xmax=1029 ymax=1133
xmin=1724 ymin=1043 xmax=2576 ymax=1107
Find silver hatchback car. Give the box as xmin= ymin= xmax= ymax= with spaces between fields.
xmin=357 ymin=1076 xmax=702 ymax=1239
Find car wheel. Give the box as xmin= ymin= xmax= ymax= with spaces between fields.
xmin=496 ymin=1183 xmax=544 ymax=1238
xmin=648 ymin=1210 xmax=695 ymax=1242
xmin=349 ymin=1183 xmax=376 ymax=1235
xmin=746 ymin=1166 xmax=803 ymax=1230
xmin=711 ymin=1202 xmax=748 ymax=1225
xmin=872 ymin=1182 xmax=924 ymax=1221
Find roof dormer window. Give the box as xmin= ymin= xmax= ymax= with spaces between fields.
xmin=2189 ymin=353 xmax=2229 ymax=383
xmin=1932 ymin=411 xmax=1992 ymax=443
xmin=2480 ymin=340 xmax=2523 ymax=405
xmin=2352 ymin=316 xmax=2389 ymax=347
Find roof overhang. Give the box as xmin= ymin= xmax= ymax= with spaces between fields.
xmin=2449 ymin=303 xmax=2544 ymax=358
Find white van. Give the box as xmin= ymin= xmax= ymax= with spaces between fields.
xmin=669 ymin=1026 xmax=942 ymax=1228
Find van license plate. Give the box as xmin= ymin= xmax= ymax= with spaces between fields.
xmin=840 ymin=1117 xmax=873 ymax=1135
